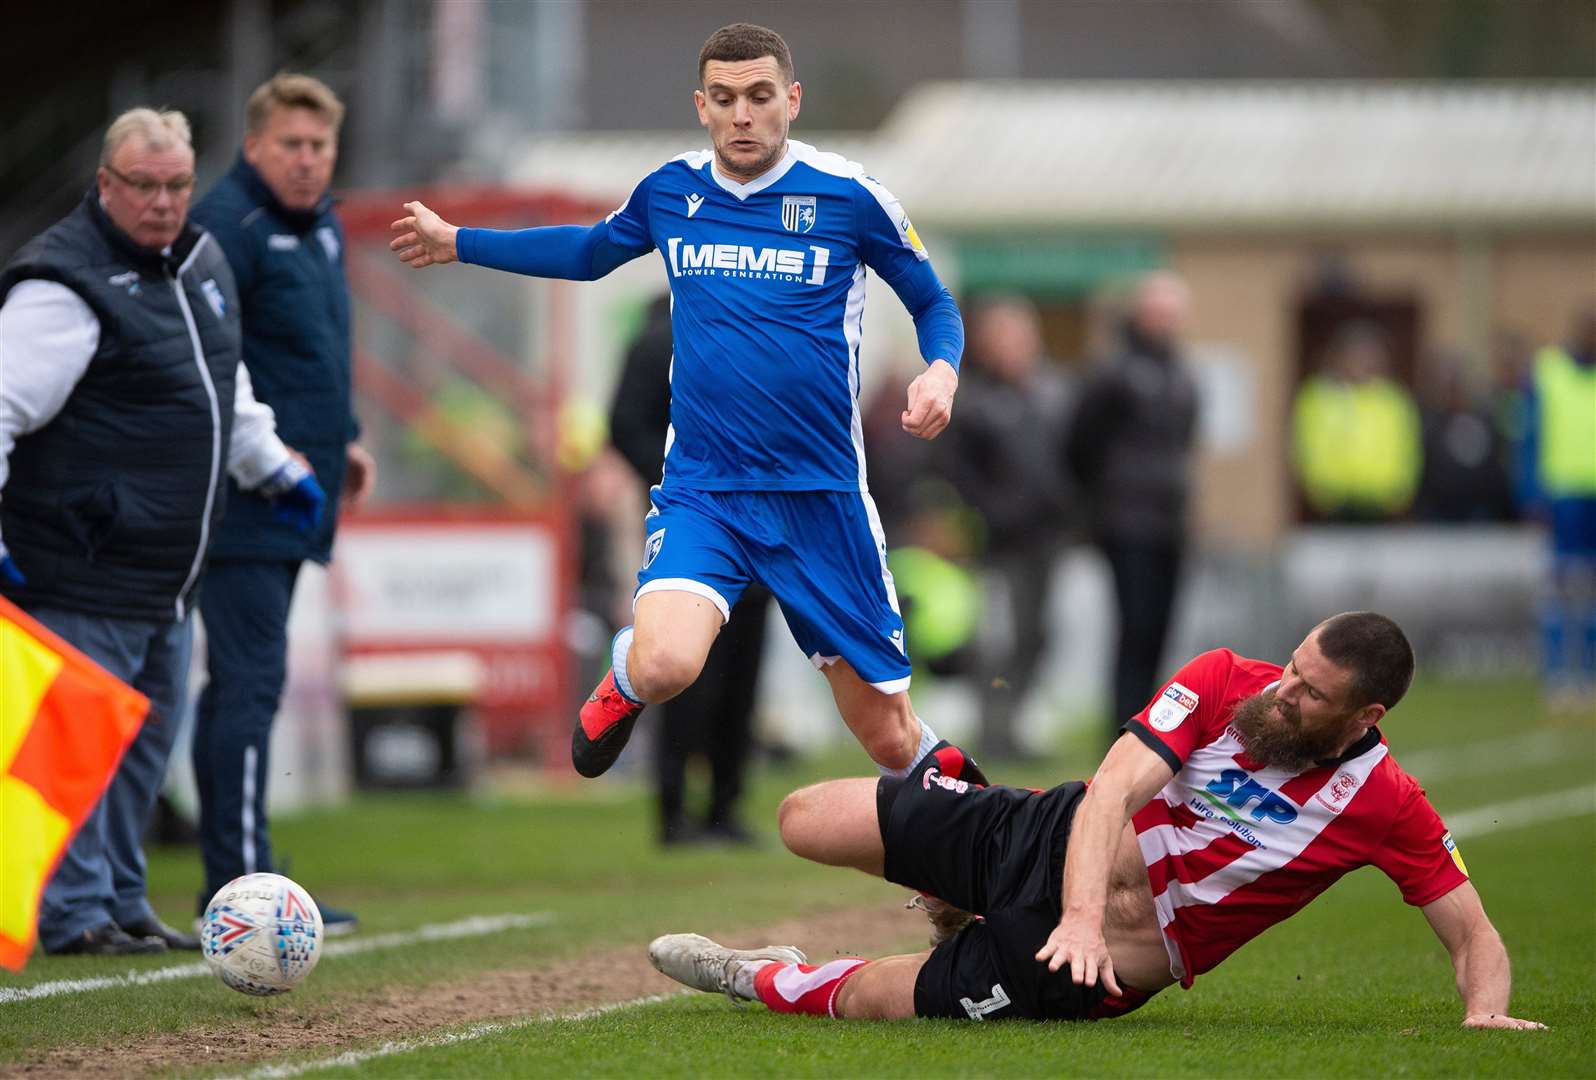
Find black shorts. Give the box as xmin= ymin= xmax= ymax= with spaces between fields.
xmin=878 ymin=756 xmax=1151 ymax=1021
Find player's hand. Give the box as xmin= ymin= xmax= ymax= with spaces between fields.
xmin=1463 ymin=1013 xmax=1547 ymax=1030
xmin=390 ymin=201 xmax=459 ymax=268
xmin=1034 ymin=917 xmax=1122 ymax=997
xmin=902 ymin=358 xmax=958 ymax=440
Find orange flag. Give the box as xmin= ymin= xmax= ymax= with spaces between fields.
xmin=0 ymin=596 xmax=148 ymax=971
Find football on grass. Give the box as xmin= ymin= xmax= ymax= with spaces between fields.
xmin=200 ymin=872 xmax=323 ymax=995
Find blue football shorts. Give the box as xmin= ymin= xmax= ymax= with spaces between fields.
xmin=633 ymin=484 xmax=911 ymax=693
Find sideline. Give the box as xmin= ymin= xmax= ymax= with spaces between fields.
xmin=227 ymin=994 xmax=684 ymax=1080
xmin=1444 ymin=783 xmax=1596 ymax=840
xmin=0 ymin=912 xmax=555 ymax=1004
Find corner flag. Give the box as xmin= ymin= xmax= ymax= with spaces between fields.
xmin=0 ymin=596 xmax=148 ymax=970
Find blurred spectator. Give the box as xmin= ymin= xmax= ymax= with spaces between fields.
xmin=0 ymin=108 xmax=317 ymax=954
xmin=1413 ymin=345 xmax=1516 ymax=522
xmin=568 ymin=444 xmax=642 ymax=715
xmin=1489 ymin=328 xmax=1535 ymax=518
xmin=861 ymin=361 xmax=983 ymax=681
xmin=609 ymin=295 xmax=766 ymax=846
xmin=1523 ymin=306 xmax=1596 ymax=710
xmin=188 ymin=74 xmax=371 ymax=933
xmin=938 ymin=296 xmax=1077 ymax=760
xmin=1291 ymin=321 xmax=1422 ymax=522
xmin=1066 ymin=272 xmax=1199 ymax=745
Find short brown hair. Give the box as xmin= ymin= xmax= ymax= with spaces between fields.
xmin=698 ymin=23 xmax=794 ymax=85
xmin=1315 ymin=611 xmax=1415 ymax=710
xmin=245 ymin=72 xmax=345 ymax=134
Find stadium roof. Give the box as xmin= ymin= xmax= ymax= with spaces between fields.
xmin=505 ymin=81 xmax=1596 ymax=231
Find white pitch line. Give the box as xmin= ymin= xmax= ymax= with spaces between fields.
xmin=1400 ymin=729 xmax=1593 ymax=782
xmin=0 ymin=912 xmax=554 ymax=1004
xmin=1444 ymin=784 xmax=1596 ymax=840
xmin=227 ymin=993 xmax=684 ymax=1080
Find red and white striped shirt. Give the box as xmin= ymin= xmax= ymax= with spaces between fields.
xmin=1126 ymin=649 xmax=1469 ymax=988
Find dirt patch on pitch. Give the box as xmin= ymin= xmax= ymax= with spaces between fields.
xmin=6 ymin=899 xmax=932 ymax=1079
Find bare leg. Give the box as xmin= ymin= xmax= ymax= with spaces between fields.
xmin=821 ymin=658 xmax=921 ymax=771
xmin=778 ymin=777 xmax=885 ymax=875
xmin=833 ymin=952 xmax=929 ymax=1019
xmin=627 ymin=589 xmax=723 ymax=703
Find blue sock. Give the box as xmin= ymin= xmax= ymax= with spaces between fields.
xmin=877 ymin=718 xmax=940 ymax=779
xmin=610 ymin=626 xmax=642 ymax=704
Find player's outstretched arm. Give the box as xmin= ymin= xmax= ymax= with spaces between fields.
xmin=1036 ymin=733 xmax=1173 ymax=993
xmin=1421 ymin=882 xmax=1546 ymax=1030
xmin=901 ymin=359 xmax=958 ymax=440
xmin=390 ymin=201 xmax=458 ymax=268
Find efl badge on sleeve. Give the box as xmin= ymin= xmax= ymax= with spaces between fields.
xmin=1442 ymin=831 xmax=1469 ymax=876
xmin=901 ymin=215 xmax=927 ymax=255
xmin=781 ymin=195 xmax=817 ymax=233
xmin=1149 ymin=682 xmax=1199 ymax=732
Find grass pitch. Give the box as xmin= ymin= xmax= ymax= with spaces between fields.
xmin=0 ymin=676 xmax=1591 ymax=1077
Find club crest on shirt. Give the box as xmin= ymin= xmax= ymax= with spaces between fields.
xmin=316 ymin=226 xmax=340 ymax=262
xmin=642 ymin=528 xmax=666 ymax=569
xmin=781 ymin=195 xmax=817 ymax=233
xmin=1313 ymin=770 xmax=1359 ymax=814
xmin=200 ymin=278 xmax=227 ymax=319
xmin=1149 ymin=682 xmax=1198 ymax=731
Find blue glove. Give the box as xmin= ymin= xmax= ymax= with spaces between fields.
xmin=259 ymin=459 xmax=327 ymax=534
xmin=0 ymin=541 xmax=25 ymax=587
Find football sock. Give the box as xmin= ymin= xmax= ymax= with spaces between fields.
xmin=610 ymin=626 xmax=642 ymax=704
xmin=751 ymin=958 xmax=869 ymax=1018
xmin=929 ymin=741 xmax=989 ymax=787
xmin=877 ymin=718 xmax=940 ymax=779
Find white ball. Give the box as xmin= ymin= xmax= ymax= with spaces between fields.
xmin=200 ymin=872 xmax=323 ymax=996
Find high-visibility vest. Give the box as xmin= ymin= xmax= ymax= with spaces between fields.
xmin=885 ymin=546 xmax=981 ymax=662
xmin=1292 ymin=375 xmax=1423 ymax=515
xmin=1534 ymin=347 xmax=1596 ymax=497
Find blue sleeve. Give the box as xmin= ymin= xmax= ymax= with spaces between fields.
xmin=885 ymin=260 xmax=964 ymax=374
xmin=456 ymin=171 xmax=657 ymax=282
xmin=853 ymin=179 xmax=963 ymax=372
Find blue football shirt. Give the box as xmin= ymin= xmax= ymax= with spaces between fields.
xmin=461 ymin=140 xmax=962 ymax=492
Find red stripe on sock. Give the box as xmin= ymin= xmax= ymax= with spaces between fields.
xmin=753 ymin=958 xmax=868 ymax=1018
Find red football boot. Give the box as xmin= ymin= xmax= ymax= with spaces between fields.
xmin=572 ymin=669 xmax=645 ymax=778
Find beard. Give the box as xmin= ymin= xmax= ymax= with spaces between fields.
xmin=1227 ymin=689 xmax=1352 ymax=772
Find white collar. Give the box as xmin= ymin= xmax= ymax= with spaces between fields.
xmin=709 ymin=142 xmax=797 ymax=200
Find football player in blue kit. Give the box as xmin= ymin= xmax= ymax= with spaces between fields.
xmin=391 ymin=23 xmax=965 ymax=783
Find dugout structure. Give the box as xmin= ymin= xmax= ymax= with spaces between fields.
xmin=332 ymin=187 xmax=612 ymax=766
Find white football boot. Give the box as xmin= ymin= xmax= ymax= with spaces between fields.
xmin=648 ymin=933 xmax=807 ymax=1003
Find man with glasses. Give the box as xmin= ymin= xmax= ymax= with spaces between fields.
xmin=188 ymin=73 xmax=370 ymax=935
xmin=0 ymin=108 xmax=325 ymax=955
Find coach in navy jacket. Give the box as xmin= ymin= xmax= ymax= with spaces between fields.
xmin=191 ymin=158 xmax=358 ymax=562
xmin=187 ymin=74 xmax=373 ymax=933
